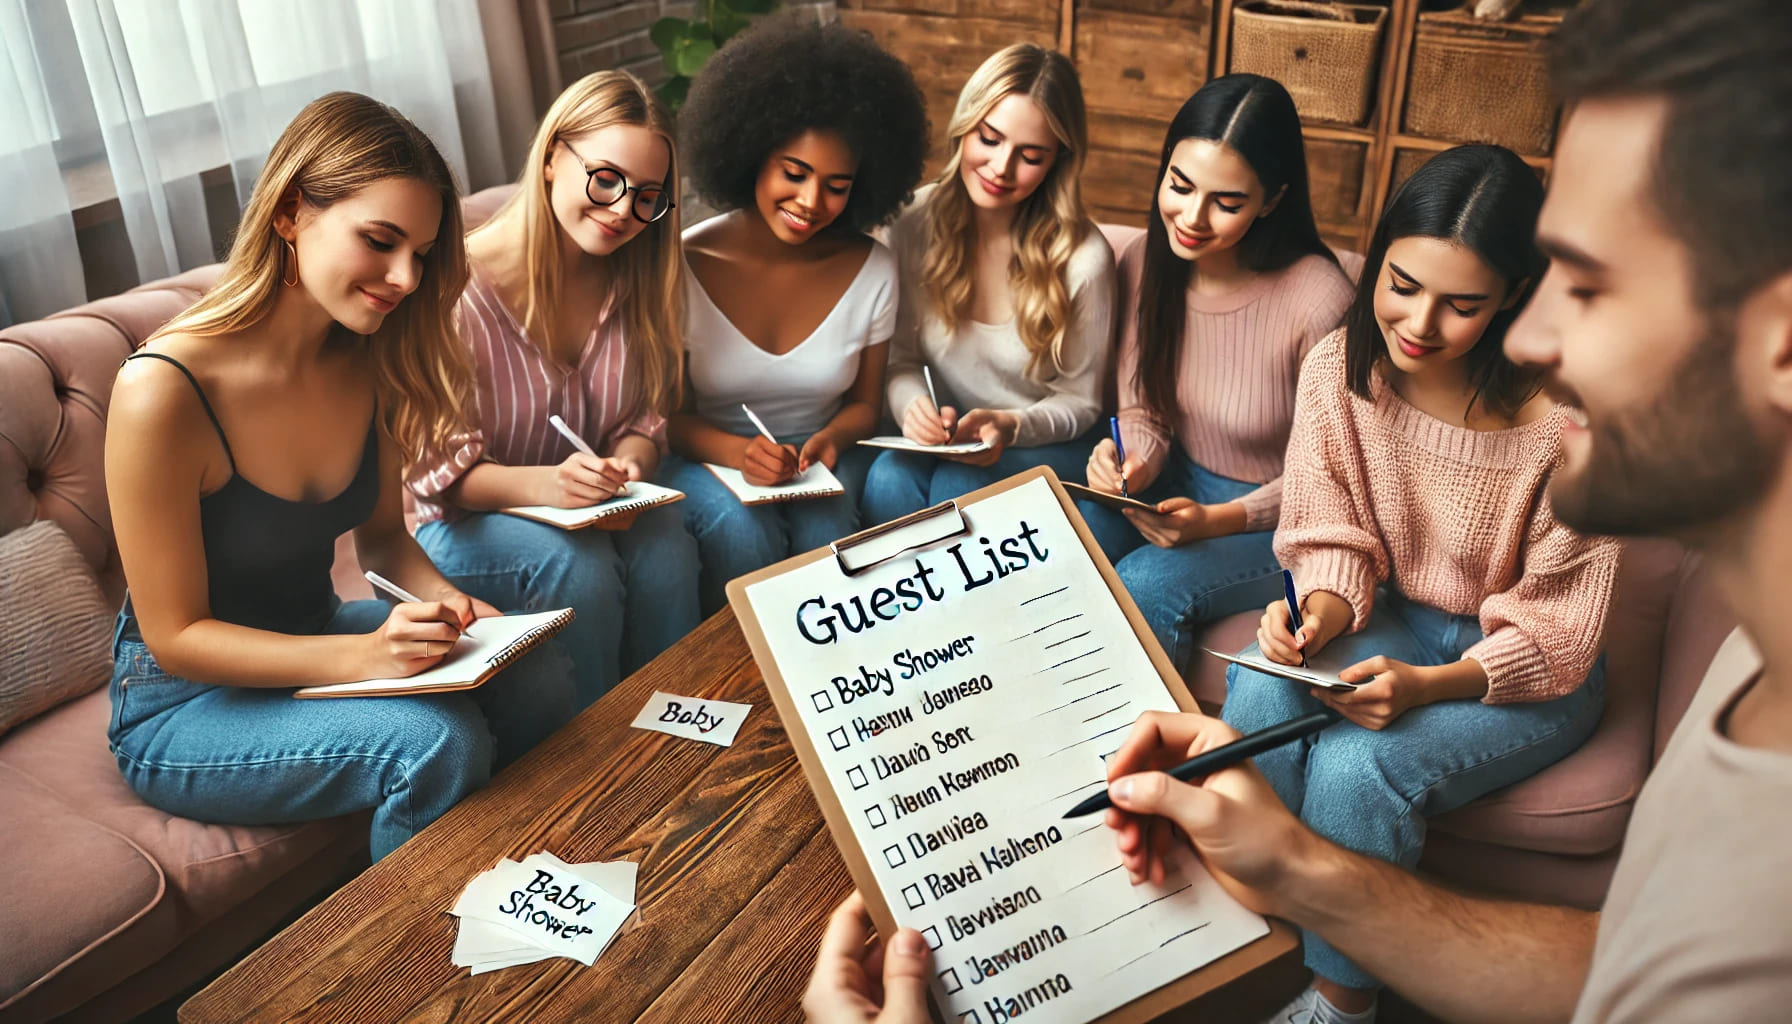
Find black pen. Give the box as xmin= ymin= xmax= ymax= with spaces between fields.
xmin=1062 ymin=708 xmax=1341 ymax=819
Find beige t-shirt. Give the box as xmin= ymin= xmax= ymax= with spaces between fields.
xmin=1573 ymin=628 xmax=1792 ymax=1021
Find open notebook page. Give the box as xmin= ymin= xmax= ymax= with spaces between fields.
xmin=294 ymin=609 xmax=572 ymax=698
xmin=704 ymin=462 xmax=844 ymax=505
xmin=501 ymin=481 xmax=684 ymax=529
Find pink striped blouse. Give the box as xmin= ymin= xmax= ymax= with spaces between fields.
xmin=409 ymin=269 xmax=667 ymax=525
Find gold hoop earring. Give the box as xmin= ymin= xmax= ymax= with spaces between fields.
xmin=282 ymin=238 xmax=299 ymax=287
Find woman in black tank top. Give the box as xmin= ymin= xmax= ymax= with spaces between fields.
xmin=103 ymin=93 xmax=577 ymax=861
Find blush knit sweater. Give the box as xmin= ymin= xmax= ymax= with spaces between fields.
xmin=1276 ymin=329 xmax=1622 ymax=704
xmin=1113 ymin=235 xmax=1354 ymax=531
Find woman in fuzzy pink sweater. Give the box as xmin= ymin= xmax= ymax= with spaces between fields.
xmin=1222 ymin=145 xmax=1621 ymax=1024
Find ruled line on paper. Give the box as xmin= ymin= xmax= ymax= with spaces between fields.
xmin=1050 ymin=778 xmax=1106 ymax=802
xmin=1081 ymin=701 xmax=1130 ymax=724
xmin=1065 ymin=863 xmax=1124 ymax=894
xmin=1159 ymin=922 xmax=1212 ymax=947
xmin=1083 ymin=883 xmax=1194 ymax=937
xmin=1032 ymin=614 xmax=1084 ymax=634
xmin=1059 ymin=667 xmax=1110 ymax=687
xmin=1039 ymin=648 xmax=1104 ymax=674
xmin=1020 ymin=586 xmax=1069 ymax=606
xmin=1035 ymin=682 xmax=1124 ymax=718
xmin=1044 ymin=721 xmax=1134 ymax=758
xmin=1043 ymin=630 xmax=1094 ymax=651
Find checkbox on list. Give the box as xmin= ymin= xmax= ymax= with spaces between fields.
xmin=812 ymin=690 xmax=833 ymax=712
xmin=958 ymin=1012 xmax=981 ymax=1024
xmin=883 ymin=844 xmax=905 ymax=868
xmin=922 ymin=925 xmax=942 ymax=949
xmin=865 ymin=805 xmax=886 ymax=828
xmin=902 ymin=883 xmax=924 ymax=909
xmin=847 ymin=765 xmax=868 ymax=790
xmin=940 ymin=968 xmax=963 ymax=995
xmin=828 ymin=726 xmax=849 ymax=751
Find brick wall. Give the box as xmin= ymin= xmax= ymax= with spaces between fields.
xmin=549 ymin=0 xmax=837 ymax=90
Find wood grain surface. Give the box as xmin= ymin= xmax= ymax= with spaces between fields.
xmin=181 ymin=609 xmax=1297 ymax=1023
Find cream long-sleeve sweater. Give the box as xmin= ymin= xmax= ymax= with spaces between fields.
xmin=1276 ymin=328 xmax=1623 ymax=704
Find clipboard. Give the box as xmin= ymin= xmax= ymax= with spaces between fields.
xmin=726 ymin=465 xmax=1294 ymax=1024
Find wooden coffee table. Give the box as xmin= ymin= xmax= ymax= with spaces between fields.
xmin=180 ymin=610 xmax=1298 ymax=1023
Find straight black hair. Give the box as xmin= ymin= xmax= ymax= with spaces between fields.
xmin=1134 ymin=74 xmax=1336 ymax=426
xmin=1343 ymin=145 xmax=1546 ymax=421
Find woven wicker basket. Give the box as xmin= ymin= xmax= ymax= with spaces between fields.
xmin=1231 ymin=0 xmax=1388 ymax=127
xmin=1404 ymin=8 xmax=1561 ymax=154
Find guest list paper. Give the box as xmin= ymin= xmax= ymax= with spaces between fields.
xmin=741 ymin=476 xmax=1268 ymax=1024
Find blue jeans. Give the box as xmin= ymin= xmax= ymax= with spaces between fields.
xmin=106 ymin=599 xmax=577 ymax=861
xmin=1078 ymin=451 xmax=1284 ymax=671
xmin=662 ymin=443 xmax=877 ymax=615
xmin=1221 ymin=591 xmax=1606 ymax=990
xmin=859 ymin=429 xmax=1099 ymax=526
xmin=417 ymin=504 xmax=700 ymax=707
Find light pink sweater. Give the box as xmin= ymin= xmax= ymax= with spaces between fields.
xmin=1114 ymin=235 xmax=1354 ymax=531
xmin=1277 ymin=329 xmax=1622 ymax=704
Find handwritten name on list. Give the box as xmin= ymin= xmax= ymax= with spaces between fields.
xmin=746 ymin=477 xmax=1267 ymax=1024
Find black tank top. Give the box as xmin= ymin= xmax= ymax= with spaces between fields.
xmin=124 ymin=352 xmax=382 ymax=636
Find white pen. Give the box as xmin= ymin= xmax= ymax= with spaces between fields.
xmin=548 ymin=413 xmax=627 ymax=498
xmin=740 ymin=403 xmax=780 ymax=445
xmin=364 ymin=570 xmax=479 ymax=639
xmin=924 ymin=365 xmax=939 ymax=413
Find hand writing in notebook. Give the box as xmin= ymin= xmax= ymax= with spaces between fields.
xmin=943 ymin=408 xmax=1017 ymax=467
xmin=363 ymin=592 xmax=501 ymax=680
xmin=547 ymin=451 xmax=632 ymax=508
xmin=742 ymin=434 xmax=801 ymax=486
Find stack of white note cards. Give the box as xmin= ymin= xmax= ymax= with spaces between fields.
xmin=448 ymin=851 xmax=637 ymax=974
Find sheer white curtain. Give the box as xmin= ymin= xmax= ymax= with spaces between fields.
xmin=0 ymin=0 xmax=506 ymax=324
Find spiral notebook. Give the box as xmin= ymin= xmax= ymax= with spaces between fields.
xmin=703 ymin=462 xmax=844 ymax=505
xmin=501 ymin=482 xmax=684 ymax=529
xmin=293 ymin=608 xmax=575 ymax=698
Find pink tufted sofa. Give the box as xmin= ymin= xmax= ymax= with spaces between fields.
xmin=0 ymin=189 xmax=515 ymax=1023
xmin=1096 ymin=222 xmax=1738 ymax=909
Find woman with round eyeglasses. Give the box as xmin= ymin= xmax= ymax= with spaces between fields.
xmin=408 ymin=70 xmax=700 ymax=708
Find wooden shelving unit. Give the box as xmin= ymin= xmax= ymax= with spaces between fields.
xmin=1213 ymin=0 xmax=1567 ymax=251
xmin=840 ymin=0 xmax=1569 ymax=254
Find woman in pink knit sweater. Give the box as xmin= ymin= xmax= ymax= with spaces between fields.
xmin=1077 ymin=75 xmax=1354 ymax=671
xmin=1223 ymin=145 xmax=1622 ymax=1024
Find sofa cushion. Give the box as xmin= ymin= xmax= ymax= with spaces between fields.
xmin=0 ymin=759 xmax=167 ymax=1009
xmin=1187 ymin=612 xmax=1259 ymax=708
xmin=0 ymin=521 xmax=114 ymax=736
xmin=0 ymin=689 xmax=363 ymax=1008
xmin=1428 ymin=538 xmax=1686 ymax=855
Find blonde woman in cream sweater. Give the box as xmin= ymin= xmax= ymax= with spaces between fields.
xmin=861 ymin=44 xmax=1115 ymax=524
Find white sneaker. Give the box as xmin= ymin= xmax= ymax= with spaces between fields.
xmin=1259 ymin=985 xmax=1377 ymax=1024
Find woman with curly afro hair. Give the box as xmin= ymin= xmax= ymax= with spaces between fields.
xmin=663 ymin=13 xmax=928 ymax=614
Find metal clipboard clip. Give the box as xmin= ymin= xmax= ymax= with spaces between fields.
xmin=830 ymin=499 xmax=971 ymax=577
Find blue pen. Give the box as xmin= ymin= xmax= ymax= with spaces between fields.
xmin=1282 ymin=568 xmax=1307 ymax=667
xmin=1108 ymin=415 xmax=1130 ymax=498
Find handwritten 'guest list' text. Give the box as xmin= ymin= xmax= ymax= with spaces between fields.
xmin=742 ymin=477 xmax=1268 ymax=1024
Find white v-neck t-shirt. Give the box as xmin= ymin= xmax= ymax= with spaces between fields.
xmin=683 ymin=234 xmax=898 ymax=440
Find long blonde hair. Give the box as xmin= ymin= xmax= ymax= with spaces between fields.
xmin=470 ymin=71 xmax=682 ymax=417
xmin=920 ymin=44 xmax=1091 ymax=378
xmin=150 ymin=91 xmax=473 ymax=465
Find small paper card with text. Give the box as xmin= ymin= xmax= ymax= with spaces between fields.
xmin=449 ymin=856 xmax=633 ymax=966
xmin=630 ymin=691 xmax=751 ymax=746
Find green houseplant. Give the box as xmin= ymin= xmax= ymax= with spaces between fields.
xmin=650 ymin=0 xmax=778 ymax=112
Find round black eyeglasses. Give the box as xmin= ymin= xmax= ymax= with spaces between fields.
xmin=558 ymin=138 xmax=674 ymax=224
